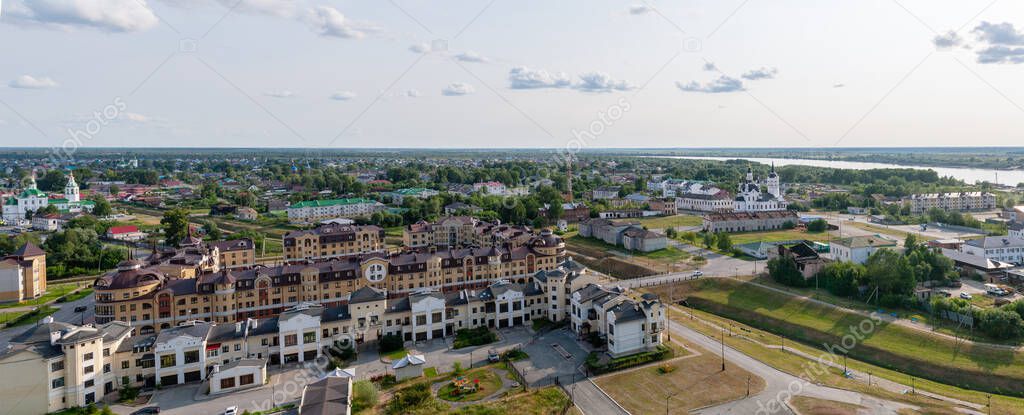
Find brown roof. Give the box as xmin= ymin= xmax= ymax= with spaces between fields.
xmin=12 ymin=242 xmax=45 ymax=258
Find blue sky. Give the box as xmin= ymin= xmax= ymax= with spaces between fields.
xmin=1 ymin=0 xmax=1024 ymax=149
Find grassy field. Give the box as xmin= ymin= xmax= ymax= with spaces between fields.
xmin=595 ymin=342 xmax=765 ymax=414
xmin=450 ymin=386 xmax=570 ymax=415
xmin=437 ymin=367 xmax=503 ymax=402
xmin=728 ymin=229 xmax=830 ymax=246
xmin=788 ymin=396 xmax=864 ymax=415
xmin=1 ymin=306 xmax=59 ymax=327
xmin=636 ymin=214 xmax=703 ymax=229
xmin=658 ymin=278 xmax=1024 ymax=397
xmin=652 ymin=297 xmax=1024 ymax=414
xmin=0 ymin=282 xmax=85 ymax=310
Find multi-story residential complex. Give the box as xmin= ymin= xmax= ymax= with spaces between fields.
xmin=209 ymin=239 xmax=257 ymax=269
xmin=0 ymin=242 xmax=47 ymax=303
xmin=960 ymin=236 xmax=1024 ymax=265
xmin=1011 ymin=223 xmax=1024 ymax=240
xmin=3 ymin=259 xmax=598 ymax=415
xmin=93 ymin=232 xmax=566 ymax=335
xmin=906 ymin=192 xmax=997 ymax=214
xmin=286 ymin=198 xmax=386 ymax=224
xmin=402 ymin=217 xmax=536 ymax=249
xmin=387 ymin=188 xmax=439 ymax=204
xmin=591 ymin=186 xmax=620 ymax=200
xmin=569 ymin=284 xmax=665 ymax=357
xmin=830 ymin=236 xmax=898 ymax=264
xmin=702 ymin=210 xmax=800 ymax=233
xmin=283 ymin=223 xmax=385 ymax=261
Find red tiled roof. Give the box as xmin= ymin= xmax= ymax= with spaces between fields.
xmin=108 ymin=225 xmax=140 ymax=235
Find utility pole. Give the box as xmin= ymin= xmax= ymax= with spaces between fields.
xmin=746 ymin=375 xmax=751 ymax=396
xmin=720 ymin=328 xmax=726 ymax=371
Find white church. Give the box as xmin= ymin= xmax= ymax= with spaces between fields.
xmin=2 ymin=172 xmax=94 ymax=224
xmin=734 ymin=164 xmax=788 ymax=212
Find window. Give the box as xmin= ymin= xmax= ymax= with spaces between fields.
xmin=285 ymin=334 xmax=297 ymax=347
xmin=184 ymin=350 xmax=200 ymax=364
xmin=103 ymin=363 xmax=111 ymax=373
xmin=160 ymin=354 xmax=176 ymax=367
xmin=84 ymin=365 xmax=94 ymax=374
xmin=51 ymin=361 xmax=64 ymax=372
xmin=83 ymin=352 xmax=94 ymax=361
xmin=220 ymin=377 xmax=236 ymax=389
xmin=416 ymin=315 xmax=427 ymax=325
xmin=239 ymin=374 xmax=255 ymax=385
xmin=52 ymin=377 xmax=65 ymax=389
xmin=235 ymin=344 xmax=241 ymax=351
xmin=303 ymin=331 xmax=316 ymax=343
xmin=84 ymin=379 xmax=94 ymax=388
xmin=122 ymin=361 xmax=130 ymax=369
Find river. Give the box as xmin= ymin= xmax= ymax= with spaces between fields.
xmin=659 ymin=156 xmax=1024 ymax=186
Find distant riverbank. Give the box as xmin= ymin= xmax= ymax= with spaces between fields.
xmin=655 ymin=156 xmax=1024 ymax=186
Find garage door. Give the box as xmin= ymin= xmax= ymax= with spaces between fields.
xmin=303 ymin=350 xmax=317 ymax=361
xmin=184 ymin=371 xmax=201 ymax=383
xmin=160 ymin=374 xmax=178 ymax=386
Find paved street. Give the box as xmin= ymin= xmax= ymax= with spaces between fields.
xmin=0 ymin=290 xmax=95 ymax=351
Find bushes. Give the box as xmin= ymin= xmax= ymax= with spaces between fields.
xmin=351 ymin=380 xmax=379 ymax=413
xmin=379 ymin=333 xmax=404 ymax=353
xmin=386 ymin=383 xmax=441 ymax=415
xmin=806 ymin=218 xmax=828 ymax=232
xmin=453 ymin=327 xmax=497 ymax=349
xmin=767 ymin=256 xmax=806 ymax=287
xmin=585 ymin=345 xmax=674 ymax=374
xmin=501 ymin=349 xmax=529 ymax=361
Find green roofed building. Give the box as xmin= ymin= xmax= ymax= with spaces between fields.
xmin=287 ymin=198 xmax=385 ymax=223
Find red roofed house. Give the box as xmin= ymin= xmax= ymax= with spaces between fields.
xmin=107 ymin=225 xmax=146 ymax=242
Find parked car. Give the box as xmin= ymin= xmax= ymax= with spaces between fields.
xmin=960 ymin=292 xmax=973 ymax=300
xmin=692 ymin=271 xmax=703 ymax=277
xmin=224 ymin=406 xmax=238 ymax=415
xmin=73 ymin=306 xmax=88 ymax=313
xmin=131 ymin=407 xmax=160 ymax=415
xmin=487 ymin=349 xmax=500 ymax=363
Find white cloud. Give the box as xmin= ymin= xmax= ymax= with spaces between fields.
xmin=976 ymin=45 xmax=1024 ymax=64
xmin=628 ymin=4 xmax=652 ymax=15
xmin=508 ymin=67 xmax=572 ymax=89
xmin=4 ymin=0 xmax=159 ymax=32
xmin=8 ymin=75 xmax=59 ymax=89
xmin=442 ymin=82 xmax=474 ymax=96
xmin=405 ymin=89 xmax=421 ymax=98
xmin=330 ymin=91 xmax=357 ymax=101
xmin=264 ymin=90 xmax=295 ymax=98
xmin=454 ymin=51 xmax=488 ymax=63
xmin=741 ymin=66 xmax=778 ymax=80
xmin=933 ymin=31 xmax=963 ymax=49
xmin=213 ymin=0 xmax=297 ymax=17
xmin=574 ymin=72 xmax=632 ymax=92
xmin=703 ymin=62 xmax=718 ymax=71
xmin=409 ymin=43 xmax=431 ymax=53
xmin=676 ymin=76 xmax=745 ymax=93
xmin=973 ymin=21 xmax=1024 ymax=46
xmin=306 ymin=6 xmax=366 ymax=39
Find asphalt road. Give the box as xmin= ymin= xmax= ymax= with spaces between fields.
xmin=0 ymin=291 xmax=95 ymax=351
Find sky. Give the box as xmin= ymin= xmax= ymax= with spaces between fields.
xmin=1 ymin=0 xmax=1024 ymax=149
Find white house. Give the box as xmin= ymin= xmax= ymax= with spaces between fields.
xmin=961 ymin=237 xmax=1024 ymax=265
xmin=392 ymin=353 xmax=426 ymax=381
xmin=154 ymin=322 xmax=212 ymax=386
xmin=277 ymin=304 xmax=324 ymax=364
xmin=570 ymin=284 xmax=665 ymax=357
xmin=208 ymin=359 xmax=266 ymax=394
xmin=830 ymin=236 xmax=898 ymax=264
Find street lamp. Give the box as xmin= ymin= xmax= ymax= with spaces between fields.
xmin=720 ymin=328 xmax=726 ymax=371
xmin=664 ymin=392 xmax=679 ymax=415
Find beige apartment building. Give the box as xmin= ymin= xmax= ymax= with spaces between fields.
xmin=0 ymin=242 xmax=47 ymax=303
xmin=403 ymin=217 xmax=534 ymax=249
xmin=283 ymin=223 xmax=385 ymax=261
xmin=2 ymin=257 xmax=603 ymax=415
xmin=209 ymin=239 xmax=257 ymax=269
xmin=906 ymin=192 xmax=997 ymax=214
xmin=94 ymin=230 xmax=566 ymax=336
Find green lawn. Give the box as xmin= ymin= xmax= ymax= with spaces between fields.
xmin=450 ymin=387 xmax=570 ymax=415
xmin=636 ymin=214 xmax=703 ymax=229
xmin=437 ymin=367 xmax=503 ymax=402
xmin=681 ymin=278 xmax=1024 ymax=395
xmin=383 ymin=348 xmax=408 ymax=360
xmin=1 ymin=306 xmax=59 ymax=327
xmin=568 ymin=235 xmax=682 ymax=259
xmin=423 ymin=367 xmax=438 ymax=378
xmin=728 ymin=229 xmax=830 ymax=246
xmin=0 ymin=283 xmax=83 ymax=310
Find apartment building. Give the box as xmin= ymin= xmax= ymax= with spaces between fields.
xmin=2 ymin=260 xmax=595 ymax=415
xmin=0 ymin=242 xmax=47 ymax=303
xmin=286 ymin=198 xmax=386 ymax=224
xmin=569 ymin=284 xmax=665 ymax=357
xmin=209 ymin=239 xmax=257 ymax=269
xmin=94 ymin=232 xmax=566 ymax=335
xmin=283 ymin=223 xmax=385 ymax=261
xmin=906 ymin=192 xmax=997 ymax=214
xmin=403 ymin=217 xmax=536 ymax=249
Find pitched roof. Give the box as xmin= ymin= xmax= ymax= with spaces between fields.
xmin=12 ymin=242 xmax=45 ymax=258
xmin=300 ymin=376 xmax=351 ymax=415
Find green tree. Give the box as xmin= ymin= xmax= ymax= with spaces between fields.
xmin=865 ymin=248 xmax=914 ymax=297
xmin=91 ymin=196 xmax=113 ymax=217
xmin=703 ymin=232 xmax=716 ymax=249
xmin=161 ymin=208 xmax=190 ymax=246
xmin=715 ymin=232 xmax=732 ymax=251
xmin=806 ymin=218 xmax=828 ymax=232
